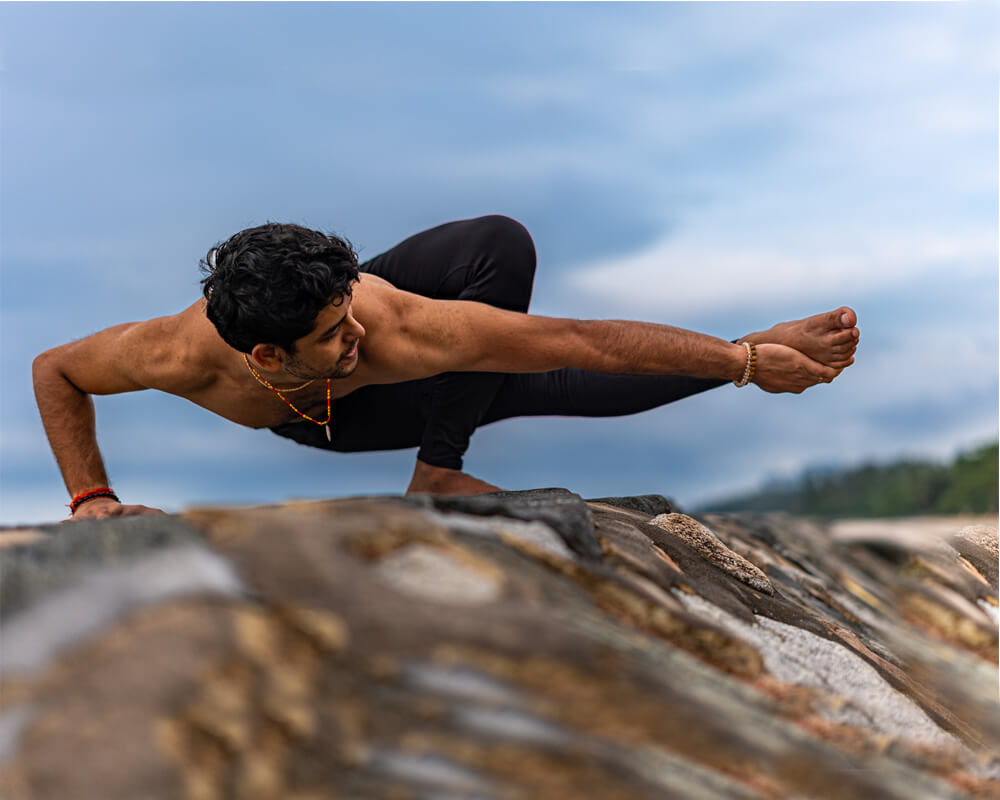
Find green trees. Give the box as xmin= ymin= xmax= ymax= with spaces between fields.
xmin=935 ymin=442 xmax=999 ymax=514
xmin=703 ymin=442 xmax=998 ymax=518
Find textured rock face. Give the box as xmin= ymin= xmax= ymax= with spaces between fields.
xmin=0 ymin=491 xmax=997 ymax=800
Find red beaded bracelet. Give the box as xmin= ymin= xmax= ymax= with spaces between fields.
xmin=69 ymin=487 xmax=120 ymax=514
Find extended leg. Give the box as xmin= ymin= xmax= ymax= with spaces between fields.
xmin=480 ymin=369 xmax=728 ymax=425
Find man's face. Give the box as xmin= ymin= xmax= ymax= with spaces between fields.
xmin=284 ymin=296 xmax=365 ymax=380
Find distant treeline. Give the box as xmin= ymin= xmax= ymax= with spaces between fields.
xmin=701 ymin=441 xmax=998 ymax=518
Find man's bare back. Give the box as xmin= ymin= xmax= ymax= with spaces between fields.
xmin=33 ymin=220 xmax=859 ymax=521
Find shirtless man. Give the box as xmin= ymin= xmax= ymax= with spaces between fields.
xmin=32 ymin=215 xmax=859 ymax=521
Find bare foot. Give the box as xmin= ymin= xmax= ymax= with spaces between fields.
xmin=406 ymin=460 xmax=505 ymax=496
xmin=742 ymin=307 xmax=859 ymax=369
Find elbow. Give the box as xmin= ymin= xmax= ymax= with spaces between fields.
xmin=32 ymin=349 xmax=56 ymax=381
xmin=32 ymin=347 xmax=70 ymax=389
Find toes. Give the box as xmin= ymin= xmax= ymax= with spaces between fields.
xmin=829 ymin=329 xmax=856 ymax=345
xmin=837 ymin=306 xmax=857 ymax=329
xmin=825 ymin=306 xmax=857 ymax=330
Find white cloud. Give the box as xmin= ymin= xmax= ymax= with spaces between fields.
xmin=563 ymin=225 xmax=996 ymax=318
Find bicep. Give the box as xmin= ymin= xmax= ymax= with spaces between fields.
xmin=37 ymin=321 xmax=166 ymax=395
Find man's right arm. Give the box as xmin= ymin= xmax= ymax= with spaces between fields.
xmin=386 ymin=293 xmax=838 ymax=391
xmin=32 ymin=320 xmax=175 ymax=521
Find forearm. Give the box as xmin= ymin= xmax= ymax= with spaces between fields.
xmin=407 ymin=297 xmax=747 ymax=380
xmin=32 ymin=353 xmax=113 ymax=497
xmin=568 ymin=319 xmax=746 ymax=380
xmin=455 ymin=304 xmax=833 ymax=392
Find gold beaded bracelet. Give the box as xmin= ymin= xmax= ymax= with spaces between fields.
xmin=733 ymin=341 xmax=757 ymax=387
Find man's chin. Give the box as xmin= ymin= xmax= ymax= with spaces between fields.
xmin=286 ymin=357 xmax=357 ymax=381
xmin=332 ymin=359 xmax=359 ymax=379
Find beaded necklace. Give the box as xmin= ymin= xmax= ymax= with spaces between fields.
xmin=242 ymin=354 xmax=315 ymax=392
xmin=243 ymin=354 xmax=332 ymax=441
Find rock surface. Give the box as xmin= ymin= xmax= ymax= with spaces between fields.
xmin=0 ymin=492 xmax=997 ymax=799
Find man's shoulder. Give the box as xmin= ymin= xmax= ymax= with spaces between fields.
xmin=123 ymin=302 xmax=219 ymax=394
xmin=357 ymin=272 xmax=395 ymax=290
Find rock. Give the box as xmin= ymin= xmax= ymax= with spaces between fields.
xmin=0 ymin=499 xmax=996 ymax=800
xmin=647 ymin=512 xmax=775 ymax=595
xmin=371 ymin=544 xmax=506 ymax=605
xmin=951 ymin=525 xmax=999 ymax=590
xmin=585 ymin=493 xmax=677 ymax=516
xmin=402 ymin=487 xmax=602 ymax=559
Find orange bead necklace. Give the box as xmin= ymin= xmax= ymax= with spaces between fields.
xmin=243 ymin=354 xmax=332 ymax=441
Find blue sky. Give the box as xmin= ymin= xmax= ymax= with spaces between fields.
xmin=1 ymin=2 xmax=997 ymax=524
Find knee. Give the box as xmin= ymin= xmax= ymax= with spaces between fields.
xmin=470 ymin=215 xmax=537 ymax=310
xmin=473 ymin=215 xmax=536 ymax=268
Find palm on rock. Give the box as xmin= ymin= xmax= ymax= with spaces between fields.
xmin=65 ymin=498 xmax=166 ymax=522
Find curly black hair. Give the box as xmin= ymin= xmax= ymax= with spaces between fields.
xmin=201 ymin=222 xmax=360 ymax=354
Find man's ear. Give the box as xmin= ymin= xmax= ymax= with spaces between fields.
xmin=249 ymin=343 xmax=285 ymax=372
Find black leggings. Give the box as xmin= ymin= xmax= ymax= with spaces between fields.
xmin=270 ymin=216 xmax=728 ymax=469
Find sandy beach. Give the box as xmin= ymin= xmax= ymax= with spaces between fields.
xmin=829 ymin=514 xmax=998 ymax=549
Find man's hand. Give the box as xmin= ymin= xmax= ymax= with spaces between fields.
xmin=64 ymin=497 xmax=166 ymax=523
xmin=752 ymin=343 xmax=841 ymax=394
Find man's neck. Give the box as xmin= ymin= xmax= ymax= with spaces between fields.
xmin=242 ymin=353 xmax=317 ymax=391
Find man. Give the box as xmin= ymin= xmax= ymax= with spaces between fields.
xmin=33 ymin=216 xmax=859 ymax=521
